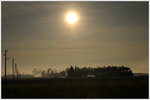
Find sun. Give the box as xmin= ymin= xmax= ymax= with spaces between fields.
xmin=66 ymin=12 xmax=78 ymax=24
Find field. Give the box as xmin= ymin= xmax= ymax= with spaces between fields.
xmin=2 ymin=76 xmax=148 ymax=98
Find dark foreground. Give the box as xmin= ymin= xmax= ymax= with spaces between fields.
xmin=2 ymin=76 xmax=148 ymax=98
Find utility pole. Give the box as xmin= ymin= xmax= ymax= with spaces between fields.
xmin=15 ymin=64 xmax=18 ymax=79
xmin=4 ymin=50 xmax=8 ymax=83
xmin=12 ymin=59 xmax=15 ymax=79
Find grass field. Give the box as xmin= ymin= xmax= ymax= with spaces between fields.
xmin=2 ymin=76 xmax=148 ymax=98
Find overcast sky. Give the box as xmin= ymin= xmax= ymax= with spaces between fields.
xmin=2 ymin=2 xmax=148 ymax=75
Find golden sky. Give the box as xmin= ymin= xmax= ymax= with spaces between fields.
xmin=2 ymin=2 xmax=148 ymax=75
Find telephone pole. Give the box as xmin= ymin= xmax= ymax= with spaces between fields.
xmin=15 ymin=64 xmax=18 ymax=79
xmin=4 ymin=50 xmax=8 ymax=83
xmin=12 ymin=59 xmax=15 ymax=79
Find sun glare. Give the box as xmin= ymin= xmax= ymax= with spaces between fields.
xmin=66 ymin=12 xmax=78 ymax=24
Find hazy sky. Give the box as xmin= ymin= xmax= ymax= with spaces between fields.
xmin=2 ymin=2 xmax=148 ymax=75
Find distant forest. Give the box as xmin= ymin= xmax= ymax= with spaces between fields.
xmin=67 ymin=66 xmax=133 ymax=78
xmin=32 ymin=66 xmax=133 ymax=78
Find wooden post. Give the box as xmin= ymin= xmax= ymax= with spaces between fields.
xmin=4 ymin=50 xmax=8 ymax=84
xmin=12 ymin=59 xmax=15 ymax=79
xmin=15 ymin=64 xmax=18 ymax=79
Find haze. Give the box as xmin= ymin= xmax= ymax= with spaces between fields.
xmin=2 ymin=2 xmax=148 ymax=75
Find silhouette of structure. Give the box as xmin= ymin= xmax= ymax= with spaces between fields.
xmin=4 ymin=50 xmax=8 ymax=83
xmin=15 ymin=64 xmax=20 ymax=79
xmin=12 ymin=59 xmax=15 ymax=79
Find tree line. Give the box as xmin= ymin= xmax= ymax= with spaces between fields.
xmin=66 ymin=65 xmax=133 ymax=78
xmin=32 ymin=65 xmax=133 ymax=78
xmin=32 ymin=68 xmax=66 ymax=78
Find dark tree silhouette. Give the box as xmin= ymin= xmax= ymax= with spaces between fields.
xmin=67 ymin=66 xmax=75 ymax=77
xmin=66 ymin=65 xmax=133 ymax=78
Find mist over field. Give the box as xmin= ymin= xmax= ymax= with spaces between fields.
xmin=2 ymin=2 xmax=148 ymax=99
